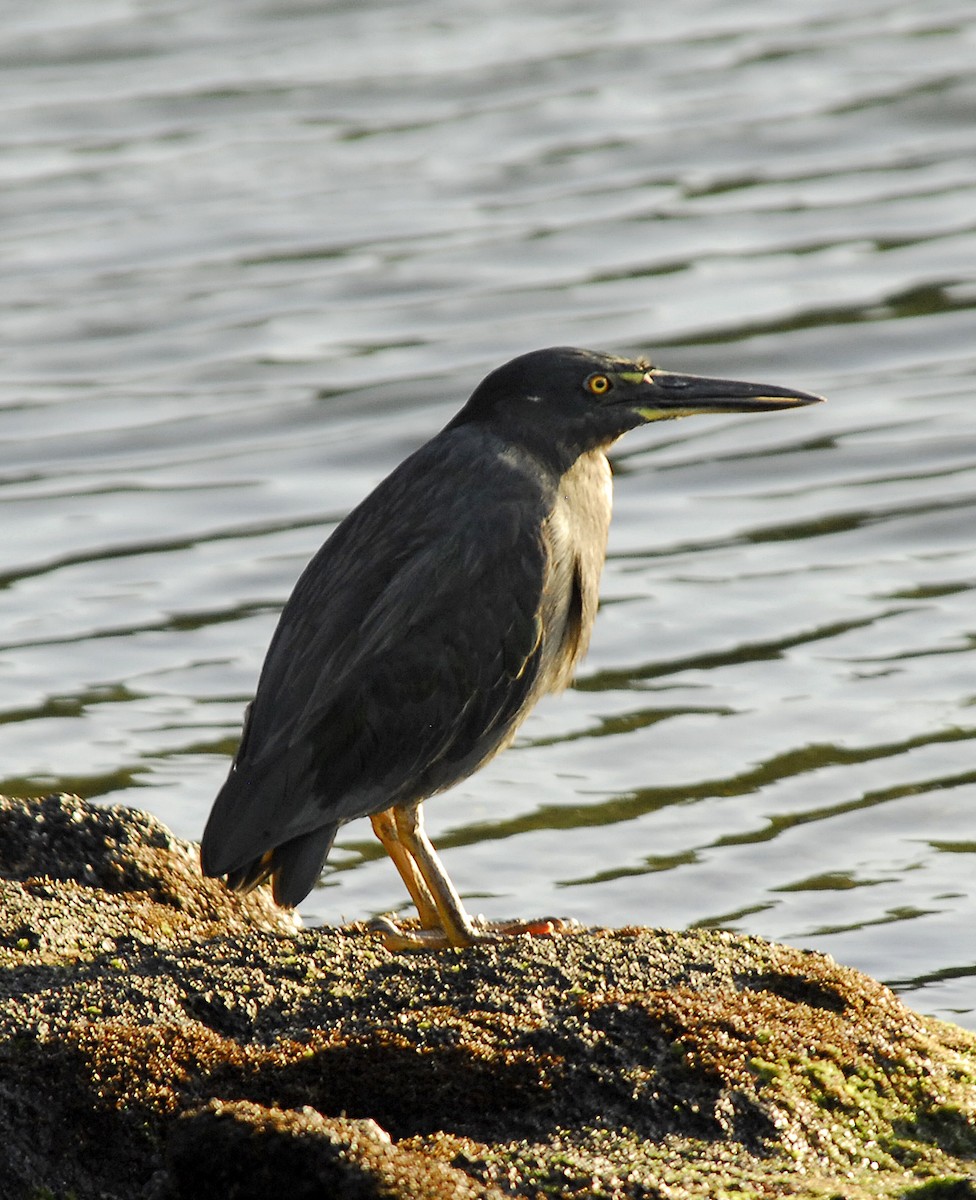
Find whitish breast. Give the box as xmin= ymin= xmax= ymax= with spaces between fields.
xmin=539 ymin=450 xmax=613 ymax=694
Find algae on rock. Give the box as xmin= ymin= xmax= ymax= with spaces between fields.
xmin=0 ymin=793 xmax=974 ymax=1199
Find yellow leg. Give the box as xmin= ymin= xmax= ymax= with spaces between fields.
xmin=367 ymin=802 xmax=582 ymax=951
xmin=369 ymin=809 xmax=440 ymax=929
xmin=392 ymin=804 xmax=481 ymax=947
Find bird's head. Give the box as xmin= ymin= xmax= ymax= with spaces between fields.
xmin=451 ymin=346 xmax=824 ymax=471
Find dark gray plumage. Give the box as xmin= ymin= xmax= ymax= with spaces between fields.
xmin=201 ymin=347 xmax=822 ymax=948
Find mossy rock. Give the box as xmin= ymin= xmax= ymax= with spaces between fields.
xmin=0 ymin=794 xmax=973 ymax=1199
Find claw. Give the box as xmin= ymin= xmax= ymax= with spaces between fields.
xmin=474 ymin=915 xmax=582 ymax=937
xmin=367 ymin=913 xmax=474 ymax=951
xmin=367 ymin=912 xmax=582 ymax=951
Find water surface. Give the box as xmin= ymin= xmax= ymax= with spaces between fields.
xmin=2 ymin=0 xmax=976 ymax=1026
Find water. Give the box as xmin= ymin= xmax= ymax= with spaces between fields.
xmin=2 ymin=0 xmax=976 ymax=1027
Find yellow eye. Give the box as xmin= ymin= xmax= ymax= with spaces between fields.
xmin=586 ymin=374 xmax=612 ymax=395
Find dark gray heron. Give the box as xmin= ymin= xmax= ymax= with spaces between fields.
xmin=201 ymin=347 xmax=822 ymax=948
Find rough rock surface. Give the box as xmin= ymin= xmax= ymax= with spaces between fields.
xmin=0 ymin=793 xmax=974 ymax=1199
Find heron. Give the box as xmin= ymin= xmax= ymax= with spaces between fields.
xmin=201 ymin=347 xmax=822 ymax=949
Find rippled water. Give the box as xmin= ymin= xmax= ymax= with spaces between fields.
xmin=2 ymin=1 xmax=976 ymax=1026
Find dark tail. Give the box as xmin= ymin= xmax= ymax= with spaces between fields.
xmin=204 ymin=822 xmax=339 ymax=909
xmin=200 ymin=760 xmax=339 ymax=908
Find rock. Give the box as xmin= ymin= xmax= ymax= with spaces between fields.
xmin=0 ymin=793 xmax=974 ymax=1199
xmin=162 ymin=1101 xmax=491 ymax=1200
xmin=0 ymin=791 xmax=295 ymax=936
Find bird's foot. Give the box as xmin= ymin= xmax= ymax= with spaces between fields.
xmin=367 ymin=915 xmax=459 ymax=951
xmin=473 ymin=914 xmax=582 ymax=937
xmin=367 ymin=912 xmax=581 ymax=952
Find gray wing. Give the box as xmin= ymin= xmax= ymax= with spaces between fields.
xmin=200 ymin=428 xmax=554 ymax=901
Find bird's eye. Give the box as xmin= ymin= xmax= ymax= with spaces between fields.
xmin=586 ymin=374 xmax=612 ymax=395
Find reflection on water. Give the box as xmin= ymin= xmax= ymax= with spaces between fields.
xmin=2 ymin=0 xmax=976 ymax=1027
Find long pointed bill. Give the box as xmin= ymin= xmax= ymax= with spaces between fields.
xmin=628 ymin=368 xmax=825 ymax=420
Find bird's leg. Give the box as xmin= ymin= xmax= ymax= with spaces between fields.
xmin=368 ymin=809 xmax=440 ymax=929
xmin=367 ymin=804 xmax=579 ymax=951
xmin=383 ymin=803 xmax=483 ymax=948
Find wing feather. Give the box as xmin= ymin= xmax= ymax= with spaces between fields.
xmin=201 ymin=427 xmax=555 ymax=882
